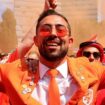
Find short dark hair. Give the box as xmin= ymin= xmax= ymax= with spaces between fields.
xmin=80 ymin=41 xmax=96 ymax=48
xmin=36 ymin=9 xmax=71 ymax=36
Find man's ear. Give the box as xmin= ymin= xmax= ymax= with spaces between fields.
xmin=69 ymin=37 xmax=73 ymax=47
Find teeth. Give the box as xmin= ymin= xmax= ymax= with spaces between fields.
xmin=47 ymin=43 xmax=58 ymax=46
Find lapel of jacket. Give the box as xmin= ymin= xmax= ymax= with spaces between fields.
xmin=16 ymin=59 xmax=42 ymax=105
xmin=66 ymin=57 xmax=98 ymax=105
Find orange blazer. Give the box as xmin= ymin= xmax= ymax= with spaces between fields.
xmin=0 ymin=57 xmax=105 ymax=105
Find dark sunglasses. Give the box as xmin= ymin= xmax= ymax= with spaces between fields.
xmin=83 ymin=51 xmax=101 ymax=59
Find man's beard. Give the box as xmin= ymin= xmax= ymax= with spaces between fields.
xmin=38 ymin=36 xmax=68 ymax=61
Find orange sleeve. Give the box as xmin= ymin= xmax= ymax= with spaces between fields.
xmin=0 ymin=92 xmax=10 ymax=105
xmin=96 ymin=89 xmax=105 ymax=105
xmin=7 ymin=49 xmax=19 ymax=63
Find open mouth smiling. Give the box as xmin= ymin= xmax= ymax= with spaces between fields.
xmin=44 ymin=36 xmax=62 ymax=49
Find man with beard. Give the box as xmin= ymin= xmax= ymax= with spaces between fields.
xmin=0 ymin=9 xmax=105 ymax=105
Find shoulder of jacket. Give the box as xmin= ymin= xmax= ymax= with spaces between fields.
xmin=67 ymin=56 xmax=90 ymax=65
xmin=0 ymin=59 xmax=21 ymax=74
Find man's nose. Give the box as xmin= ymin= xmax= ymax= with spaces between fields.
xmin=90 ymin=54 xmax=94 ymax=59
xmin=51 ymin=26 xmax=57 ymax=36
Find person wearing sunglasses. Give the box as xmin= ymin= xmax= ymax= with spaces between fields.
xmin=76 ymin=41 xmax=104 ymax=63
xmin=76 ymin=41 xmax=105 ymax=105
xmin=1 ymin=9 xmax=105 ymax=105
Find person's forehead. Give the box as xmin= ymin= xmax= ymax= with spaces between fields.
xmin=39 ymin=15 xmax=68 ymax=26
xmin=83 ymin=46 xmax=100 ymax=52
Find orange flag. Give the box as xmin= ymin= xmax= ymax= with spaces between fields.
xmin=86 ymin=34 xmax=98 ymax=42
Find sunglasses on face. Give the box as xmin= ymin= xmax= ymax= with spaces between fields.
xmin=83 ymin=51 xmax=101 ymax=59
xmin=39 ymin=24 xmax=68 ymax=37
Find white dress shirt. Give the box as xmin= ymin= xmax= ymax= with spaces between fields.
xmin=31 ymin=60 xmax=78 ymax=105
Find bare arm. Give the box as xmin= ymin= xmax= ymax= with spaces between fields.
xmin=7 ymin=25 xmax=35 ymax=62
xmin=17 ymin=27 xmax=35 ymax=58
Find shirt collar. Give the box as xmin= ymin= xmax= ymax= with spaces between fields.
xmin=39 ymin=60 xmax=68 ymax=79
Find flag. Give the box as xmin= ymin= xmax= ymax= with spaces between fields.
xmin=86 ymin=34 xmax=98 ymax=42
